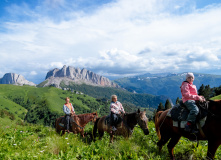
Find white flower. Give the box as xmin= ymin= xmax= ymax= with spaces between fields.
xmin=13 ymin=144 xmax=17 ymax=145
xmin=67 ymin=143 xmax=69 ymax=145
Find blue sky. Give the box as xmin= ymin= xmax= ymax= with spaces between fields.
xmin=0 ymin=0 xmax=221 ymax=84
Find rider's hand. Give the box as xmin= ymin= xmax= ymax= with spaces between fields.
xmin=199 ymin=96 xmax=205 ymax=102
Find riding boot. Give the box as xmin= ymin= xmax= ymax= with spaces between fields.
xmin=112 ymin=126 xmax=117 ymax=131
xmin=184 ymin=122 xmax=198 ymax=134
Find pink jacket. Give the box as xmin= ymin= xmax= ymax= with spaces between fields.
xmin=181 ymin=81 xmax=200 ymax=103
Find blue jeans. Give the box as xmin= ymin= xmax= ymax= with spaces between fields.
xmin=184 ymin=100 xmax=199 ymax=123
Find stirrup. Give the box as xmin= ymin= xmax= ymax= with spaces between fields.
xmin=112 ymin=126 xmax=117 ymax=131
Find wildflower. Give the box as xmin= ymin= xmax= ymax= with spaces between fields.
xmin=13 ymin=144 xmax=17 ymax=145
xmin=20 ymin=131 xmax=23 ymax=132
xmin=40 ymin=150 xmax=44 ymax=153
xmin=67 ymin=143 xmax=69 ymax=145
xmin=65 ymin=138 xmax=68 ymax=139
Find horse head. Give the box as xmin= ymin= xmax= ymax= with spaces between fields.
xmin=91 ymin=112 xmax=98 ymax=123
xmin=135 ymin=109 xmax=149 ymax=135
xmin=209 ymin=99 xmax=221 ymax=116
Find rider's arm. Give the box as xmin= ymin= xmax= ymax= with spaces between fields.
xmin=181 ymin=83 xmax=200 ymax=101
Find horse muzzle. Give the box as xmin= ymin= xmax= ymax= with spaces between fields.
xmin=143 ymin=128 xmax=149 ymax=135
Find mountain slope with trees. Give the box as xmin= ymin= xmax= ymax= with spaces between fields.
xmin=114 ymin=72 xmax=221 ymax=100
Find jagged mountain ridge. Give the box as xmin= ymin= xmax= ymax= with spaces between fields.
xmin=0 ymin=73 xmax=36 ymax=86
xmin=40 ymin=65 xmax=120 ymax=88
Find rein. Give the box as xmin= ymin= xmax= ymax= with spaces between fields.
xmin=71 ymin=116 xmax=85 ymax=129
xmin=200 ymin=101 xmax=221 ymax=120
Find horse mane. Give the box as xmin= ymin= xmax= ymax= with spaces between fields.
xmin=124 ymin=111 xmax=138 ymax=125
xmin=73 ymin=112 xmax=97 ymax=124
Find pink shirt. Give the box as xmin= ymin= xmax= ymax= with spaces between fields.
xmin=181 ymin=81 xmax=200 ymax=103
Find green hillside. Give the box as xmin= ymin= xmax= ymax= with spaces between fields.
xmin=59 ymin=82 xmax=167 ymax=108
xmin=0 ymin=84 xmax=153 ymax=126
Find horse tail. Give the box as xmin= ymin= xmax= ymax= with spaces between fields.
xmin=55 ymin=118 xmax=58 ymax=132
xmin=93 ymin=117 xmax=100 ymax=139
xmin=155 ymin=111 xmax=163 ymax=140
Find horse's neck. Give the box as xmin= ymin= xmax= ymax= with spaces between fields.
xmin=124 ymin=113 xmax=137 ymax=129
xmin=76 ymin=114 xmax=93 ymax=126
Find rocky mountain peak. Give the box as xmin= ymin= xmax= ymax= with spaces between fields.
xmin=43 ymin=65 xmax=120 ymax=88
xmin=0 ymin=73 xmax=36 ymax=86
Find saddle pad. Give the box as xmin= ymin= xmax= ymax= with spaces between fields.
xmin=173 ymin=117 xmax=207 ymax=128
xmin=167 ymin=109 xmax=207 ymax=128
xmin=59 ymin=123 xmax=64 ymax=127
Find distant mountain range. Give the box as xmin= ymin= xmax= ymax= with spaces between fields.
xmin=114 ymin=72 xmax=221 ymax=99
xmin=1 ymin=67 xmax=221 ymax=107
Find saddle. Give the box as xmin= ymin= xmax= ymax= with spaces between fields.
xmin=170 ymin=100 xmax=208 ymax=122
xmin=59 ymin=116 xmax=72 ymax=128
xmin=105 ymin=114 xmax=123 ymax=128
xmin=104 ymin=115 xmax=111 ymax=126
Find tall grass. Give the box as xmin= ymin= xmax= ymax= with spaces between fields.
xmin=1 ymin=117 xmax=221 ymax=160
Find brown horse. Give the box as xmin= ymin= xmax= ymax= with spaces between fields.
xmin=55 ymin=112 xmax=98 ymax=137
xmin=155 ymin=100 xmax=221 ymax=160
xmin=93 ymin=109 xmax=149 ymax=143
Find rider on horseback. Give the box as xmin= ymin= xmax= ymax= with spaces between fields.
xmin=181 ymin=73 xmax=205 ymax=133
xmin=110 ymin=95 xmax=125 ymax=132
xmin=63 ymin=97 xmax=75 ymax=133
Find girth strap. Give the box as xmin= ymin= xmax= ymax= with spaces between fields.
xmin=196 ymin=122 xmax=206 ymax=138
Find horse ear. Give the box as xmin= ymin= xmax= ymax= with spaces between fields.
xmin=137 ymin=109 xmax=140 ymax=113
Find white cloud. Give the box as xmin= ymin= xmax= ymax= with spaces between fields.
xmin=30 ymin=71 xmax=37 ymax=75
xmin=0 ymin=0 xmax=221 ymax=83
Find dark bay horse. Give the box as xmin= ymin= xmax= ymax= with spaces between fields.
xmin=93 ymin=109 xmax=149 ymax=143
xmin=155 ymin=100 xmax=221 ymax=160
xmin=55 ymin=112 xmax=98 ymax=137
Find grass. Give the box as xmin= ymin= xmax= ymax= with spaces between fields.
xmin=1 ymin=117 xmax=221 ymax=160
xmin=0 ymin=84 xmax=101 ymax=115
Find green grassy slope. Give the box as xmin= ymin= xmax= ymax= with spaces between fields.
xmin=0 ymin=84 xmax=152 ymax=126
xmin=1 ymin=115 xmax=221 ymax=160
xmin=0 ymin=84 xmax=96 ymax=114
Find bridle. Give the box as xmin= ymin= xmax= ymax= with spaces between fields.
xmin=199 ymin=101 xmax=221 ymax=120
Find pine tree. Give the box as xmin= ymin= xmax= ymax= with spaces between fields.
xmin=176 ymin=97 xmax=180 ymax=104
xmin=198 ymin=84 xmax=205 ymax=96
xmin=165 ymin=99 xmax=172 ymax=110
xmin=157 ymin=102 xmax=164 ymax=112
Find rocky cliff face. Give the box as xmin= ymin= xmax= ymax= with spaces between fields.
xmin=0 ymin=73 xmax=36 ymax=86
xmin=41 ymin=65 xmax=120 ymax=88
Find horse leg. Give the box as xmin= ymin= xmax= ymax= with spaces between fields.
xmin=167 ymin=135 xmax=181 ymax=160
xmin=98 ymin=130 xmax=104 ymax=140
xmin=110 ymin=133 xmax=114 ymax=143
xmin=80 ymin=131 xmax=85 ymax=138
xmin=157 ymin=130 xmax=171 ymax=152
xmin=157 ymin=137 xmax=170 ymax=152
xmin=207 ymin=140 xmax=220 ymax=160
